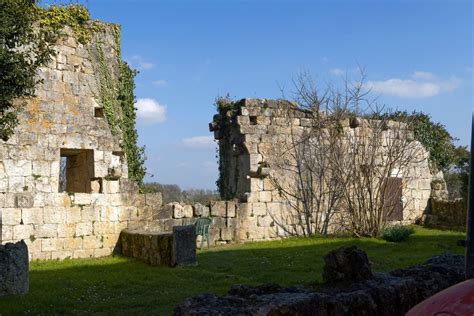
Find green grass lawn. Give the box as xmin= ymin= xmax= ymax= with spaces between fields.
xmin=0 ymin=226 xmax=465 ymax=315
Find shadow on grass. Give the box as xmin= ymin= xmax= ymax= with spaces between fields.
xmin=0 ymin=228 xmax=464 ymax=315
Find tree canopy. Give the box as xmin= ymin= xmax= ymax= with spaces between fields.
xmin=0 ymin=0 xmax=55 ymax=140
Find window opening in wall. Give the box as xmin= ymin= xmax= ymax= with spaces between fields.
xmin=59 ymin=149 xmax=95 ymax=193
xmin=249 ymin=116 xmax=258 ymax=125
xmin=94 ymin=107 xmax=104 ymax=118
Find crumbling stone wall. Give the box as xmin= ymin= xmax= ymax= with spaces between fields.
xmin=210 ymin=99 xmax=438 ymax=240
xmin=0 ymin=25 xmax=155 ymax=260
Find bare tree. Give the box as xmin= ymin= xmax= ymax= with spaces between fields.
xmin=269 ymin=71 xmax=425 ymax=237
xmin=269 ymin=73 xmax=346 ymax=236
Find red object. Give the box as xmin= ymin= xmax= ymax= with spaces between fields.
xmin=406 ymin=279 xmax=474 ymax=315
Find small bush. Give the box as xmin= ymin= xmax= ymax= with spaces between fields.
xmin=380 ymin=225 xmax=414 ymax=242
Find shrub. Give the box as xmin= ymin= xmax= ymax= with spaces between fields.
xmin=380 ymin=225 xmax=414 ymax=242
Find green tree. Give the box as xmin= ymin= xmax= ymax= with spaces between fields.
xmin=0 ymin=0 xmax=54 ymax=140
xmin=445 ymin=146 xmax=470 ymax=201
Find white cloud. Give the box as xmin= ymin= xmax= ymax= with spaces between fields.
xmin=129 ymin=55 xmax=155 ymax=70
xmin=152 ymin=80 xmax=168 ymax=87
xmin=182 ymin=136 xmax=216 ymax=149
xmin=365 ymin=71 xmax=461 ymax=98
xmin=321 ymin=57 xmax=329 ymax=64
xmin=330 ymin=68 xmax=345 ymax=76
xmin=411 ymin=71 xmax=437 ymax=81
xmin=135 ymin=98 xmax=166 ymax=124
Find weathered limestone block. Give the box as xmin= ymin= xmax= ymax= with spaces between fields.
xmin=172 ymin=203 xmax=184 ymax=219
xmin=220 ymin=228 xmax=234 ymax=241
xmin=257 ymin=215 xmax=274 ymax=227
xmin=210 ymin=201 xmax=227 ymax=217
xmin=21 ymin=208 xmax=43 ymax=225
xmin=145 ymin=192 xmax=162 ymax=208
xmin=193 ymin=203 xmax=210 ymax=217
xmin=182 ymin=205 xmax=193 ymax=218
xmin=212 ymin=217 xmax=227 ymax=229
xmin=15 ymin=193 xmax=34 ymax=208
xmin=2 ymin=208 xmax=21 ymax=225
xmin=0 ymin=241 xmax=29 ymax=297
xmin=35 ymin=224 xmax=58 ymax=238
xmin=252 ymin=202 xmax=267 ymax=216
xmin=226 ymin=201 xmax=236 ymax=217
xmin=12 ymin=225 xmax=34 ymax=240
xmin=258 ymin=191 xmax=272 ymax=202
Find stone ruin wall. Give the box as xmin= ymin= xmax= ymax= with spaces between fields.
xmin=0 ymin=22 xmax=452 ymax=261
xmin=0 ymin=24 xmax=159 ymax=260
xmin=208 ymin=98 xmax=440 ymax=240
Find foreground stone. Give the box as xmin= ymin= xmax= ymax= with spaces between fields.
xmin=120 ymin=225 xmax=197 ymax=267
xmin=323 ymin=246 xmax=373 ymax=283
xmin=0 ymin=241 xmax=29 ymax=297
xmin=174 ymin=252 xmax=464 ymax=315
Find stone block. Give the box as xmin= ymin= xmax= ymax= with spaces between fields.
xmin=210 ymin=201 xmax=227 ymax=217
xmin=15 ymin=194 xmax=34 ymax=208
xmin=66 ymin=207 xmax=82 ymax=224
xmin=21 ymin=208 xmax=43 ymax=225
xmin=0 ymin=241 xmax=29 ymax=296
xmin=35 ymin=224 xmax=58 ymax=238
xmin=73 ymin=193 xmax=91 ymax=205
xmin=193 ymin=203 xmax=210 ymax=217
xmin=183 ymin=205 xmax=193 ymax=218
xmin=63 ymin=238 xmax=82 ymax=250
xmin=13 ymin=225 xmax=34 ymax=240
xmin=236 ymin=203 xmax=251 ymax=217
xmin=75 ymin=222 xmax=93 ymax=237
xmin=81 ymin=207 xmax=100 ymax=222
xmin=2 ymin=208 xmax=21 ymax=225
xmin=250 ymin=178 xmax=264 ymax=192
xmin=103 ymin=180 xmax=120 ymax=194
xmin=212 ymin=217 xmax=227 ymax=229
xmin=154 ymin=205 xmax=173 ymax=220
xmin=226 ymin=201 xmax=236 ymax=217
xmin=57 ymin=224 xmax=76 ymax=238
xmin=82 ymin=236 xmax=102 ymax=249
xmin=220 ymin=228 xmax=234 ymax=241
xmin=259 ymin=191 xmax=272 ymax=202
xmin=252 ymin=203 xmax=267 ymax=216
xmin=145 ymin=192 xmax=163 ymax=207
xmin=41 ymin=239 xmax=61 ymax=252
xmin=257 ymin=215 xmax=274 ymax=227
xmin=172 ymin=225 xmax=197 ymax=266
xmin=173 ymin=203 xmax=184 ymax=219
xmin=208 ymin=227 xmax=220 ymax=245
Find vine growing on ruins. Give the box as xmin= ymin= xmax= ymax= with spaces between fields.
xmin=37 ymin=4 xmax=102 ymax=44
xmin=214 ymin=95 xmax=238 ymax=199
xmin=93 ymin=26 xmax=146 ymax=185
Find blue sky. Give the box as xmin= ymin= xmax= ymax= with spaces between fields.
xmin=43 ymin=0 xmax=472 ymax=190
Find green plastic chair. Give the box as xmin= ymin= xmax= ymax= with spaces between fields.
xmin=195 ymin=217 xmax=212 ymax=250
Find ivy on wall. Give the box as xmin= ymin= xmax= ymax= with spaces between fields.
xmin=214 ymin=96 xmax=240 ymax=199
xmin=93 ymin=25 xmax=146 ymax=186
xmin=37 ymin=4 xmax=101 ymax=44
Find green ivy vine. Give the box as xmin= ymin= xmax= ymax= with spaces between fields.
xmin=93 ymin=25 xmax=146 ymax=185
xmin=37 ymin=4 xmax=102 ymax=45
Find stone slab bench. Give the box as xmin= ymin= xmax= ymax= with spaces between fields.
xmin=120 ymin=225 xmax=196 ymax=267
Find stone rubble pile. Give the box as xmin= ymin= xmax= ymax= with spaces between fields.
xmin=174 ymin=249 xmax=465 ymax=316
